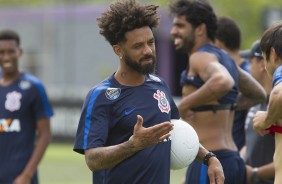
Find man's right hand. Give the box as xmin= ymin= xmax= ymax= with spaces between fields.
xmin=129 ymin=115 xmax=174 ymax=150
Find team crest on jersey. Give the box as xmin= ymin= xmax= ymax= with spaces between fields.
xmin=5 ymin=91 xmax=22 ymax=112
xmin=153 ymin=90 xmax=170 ymax=114
xmin=105 ymin=88 xmax=121 ymax=100
xmin=19 ymin=80 xmax=31 ymax=90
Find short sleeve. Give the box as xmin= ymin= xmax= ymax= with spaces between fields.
xmin=73 ymin=87 xmax=110 ymax=154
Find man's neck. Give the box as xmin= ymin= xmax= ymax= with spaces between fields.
xmin=190 ymin=40 xmax=211 ymax=55
xmin=114 ymin=69 xmax=145 ymax=86
xmin=228 ymin=51 xmax=244 ymax=66
xmin=261 ymin=74 xmax=272 ymax=95
xmin=0 ymin=71 xmax=20 ymax=86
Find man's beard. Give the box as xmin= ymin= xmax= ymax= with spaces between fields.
xmin=175 ymin=33 xmax=195 ymax=55
xmin=124 ymin=54 xmax=157 ymax=75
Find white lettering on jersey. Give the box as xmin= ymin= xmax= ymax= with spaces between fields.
xmin=0 ymin=119 xmax=21 ymax=132
xmin=5 ymin=91 xmax=22 ymax=112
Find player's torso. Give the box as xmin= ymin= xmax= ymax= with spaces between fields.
xmin=0 ymin=76 xmax=38 ymax=180
xmin=0 ymin=78 xmax=36 ymax=134
xmin=182 ymin=84 xmax=236 ymax=151
xmin=181 ymin=46 xmax=238 ymax=151
xmin=93 ymin=76 xmax=174 ymax=184
xmin=106 ymin=79 xmax=174 ymax=145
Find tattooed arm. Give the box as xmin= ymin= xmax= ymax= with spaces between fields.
xmin=85 ymin=139 xmax=138 ymax=172
xmin=236 ymin=66 xmax=267 ymax=110
xmin=85 ymin=115 xmax=173 ymax=172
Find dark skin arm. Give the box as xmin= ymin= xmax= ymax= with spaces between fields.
xmin=178 ymin=52 xmax=234 ymax=119
xmin=13 ymin=118 xmax=51 ymax=184
xmin=236 ymin=65 xmax=267 ymax=110
xmin=246 ymin=163 xmax=275 ymax=183
xmin=85 ymin=115 xmax=173 ymax=172
xmin=196 ymin=144 xmax=225 ymax=184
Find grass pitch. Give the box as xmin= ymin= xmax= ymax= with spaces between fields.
xmin=39 ymin=143 xmax=187 ymax=184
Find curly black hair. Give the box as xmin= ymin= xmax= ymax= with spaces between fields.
xmin=97 ymin=0 xmax=160 ymax=45
xmin=169 ymin=0 xmax=217 ymax=41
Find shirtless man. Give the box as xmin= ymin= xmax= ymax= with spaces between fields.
xmin=253 ymin=21 xmax=282 ymax=184
xmin=169 ymin=0 xmax=266 ymax=183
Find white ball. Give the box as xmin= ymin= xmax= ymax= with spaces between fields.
xmin=170 ymin=119 xmax=200 ymax=170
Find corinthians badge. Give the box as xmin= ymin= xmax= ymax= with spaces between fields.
xmin=5 ymin=91 xmax=22 ymax=112
xmin=153 ymin=90 xmax=171 ymax=114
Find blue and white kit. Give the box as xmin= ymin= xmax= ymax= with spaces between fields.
xmin=74 ymin=74 xmax=179 ymax=184
xmin=0 ymin=73 xmax=53 ymax=184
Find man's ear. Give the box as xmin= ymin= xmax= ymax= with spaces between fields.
xmin=271 ymin=47 xmax=279 ymax=61
xmin=113 ymin=44 xmax=123 ymax=59
xmin=195 ymin=23 xmax=206 ymax=37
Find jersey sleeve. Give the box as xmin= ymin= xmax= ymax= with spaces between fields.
xmin=272 ymin=65 xmax=282 ymax=87
xmin=73 ymin=87 xmax=110 ymax=154
xmin=28 ymin=76 xmax=54 ymax=120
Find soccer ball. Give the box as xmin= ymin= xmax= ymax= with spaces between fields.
xmin=170 ymin=119 xmax=200 ymax=170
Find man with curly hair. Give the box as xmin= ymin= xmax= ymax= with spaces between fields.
xmin=169 ymin=0 xmax=266 ymax=183
xmin=73 ymin=0 xmax=224 ymax=183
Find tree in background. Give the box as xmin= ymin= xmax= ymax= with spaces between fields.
xmin=211 ymin=0 xmax=282 ymax=49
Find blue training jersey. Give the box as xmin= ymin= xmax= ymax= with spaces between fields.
xmin=180 ymin=44 xmax=239 ymax=105
xmin=74 ymin=74 xmax=179 ymax=184
xmin=0 ymin=73 xmax=53 ymax=184
xmin=197 ymin=45 xmax=239 ymax=104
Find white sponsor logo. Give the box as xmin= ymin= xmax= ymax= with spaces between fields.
xmin=0 ymin=119 xmax=21 ymax=132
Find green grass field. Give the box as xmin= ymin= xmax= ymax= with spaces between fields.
xmin=39 ymin=142 xmax=187 ymax=184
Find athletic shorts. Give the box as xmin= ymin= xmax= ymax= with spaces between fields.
xmin=185 ymin=149 xmax=246 ymax=184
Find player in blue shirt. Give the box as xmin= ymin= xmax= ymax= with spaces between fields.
xmin=0 ymin=30 xmax=53 ymax=184
xmin=169 ymin=0 xmax=266 ymax=183
xmin=73 ymin=0 xmax=225 ymax=184
xmin=253 ymin=21 xmax=282 ymax=184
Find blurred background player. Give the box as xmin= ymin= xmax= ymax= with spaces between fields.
xmin=214 ymin=16 xmax=250 ymax=151
xmin=0 ymin=30 xmax=53 ymax=184
xmin=169 ymin=0 xmax=266 ymax=183
xmin=253 ymin=21 xmax=282 ymax=184
xmin=241 ymin=40 xmax=275 ymax=184
xmin=73 ymin=0 xmax=224 ymax=184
